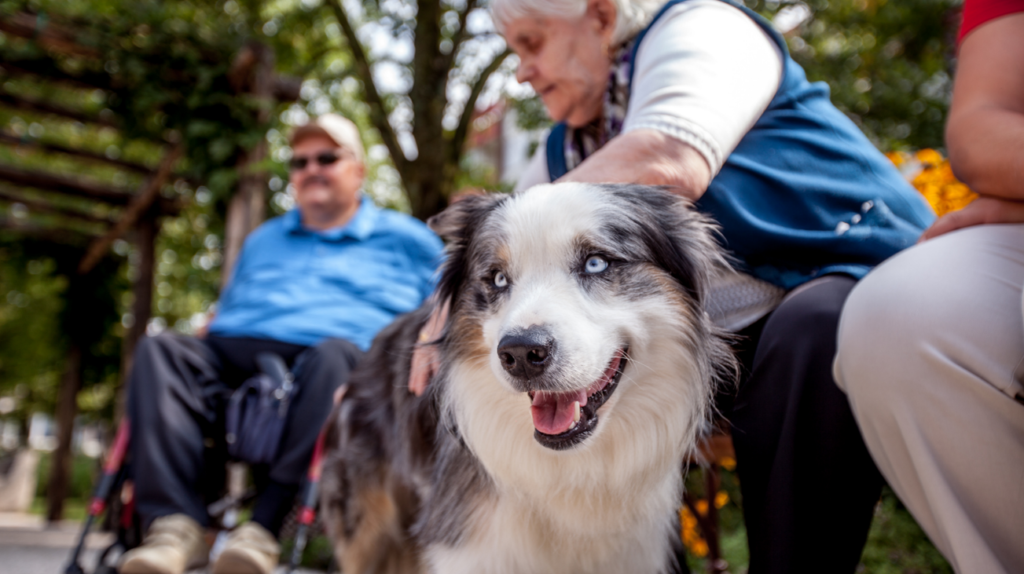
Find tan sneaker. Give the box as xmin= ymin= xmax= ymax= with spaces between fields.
xmin=211 ymin=522 xmax=281 ymax=574
xmin=119 ymin=514 xmax=208 ymax=574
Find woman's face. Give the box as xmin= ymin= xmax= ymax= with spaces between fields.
xmin=505 ymin=3 xmax=616 ymax=127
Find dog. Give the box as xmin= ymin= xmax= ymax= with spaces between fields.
xmin=319 ymin=182 xmax=737 ymax=574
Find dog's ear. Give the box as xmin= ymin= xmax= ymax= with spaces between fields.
xmin=600 ymin=184 xmax=730 ymax=307
xmin=427 ymin=193 xmax=506 ymax=244
xmin=429 ymin=193 xmax=508 ymax=304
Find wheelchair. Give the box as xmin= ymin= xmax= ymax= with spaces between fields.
xmin=63 ymin=353 xmax=333 ymax=574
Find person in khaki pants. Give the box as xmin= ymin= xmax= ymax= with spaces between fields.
xmin=834 ymin=3 xmax=1024 ymax=572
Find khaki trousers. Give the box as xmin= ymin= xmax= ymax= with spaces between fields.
xmin=834 ymin=224 xmax=1024 ymax=573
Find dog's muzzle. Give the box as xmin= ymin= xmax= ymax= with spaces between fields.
xmin=524 ymin=352 xmax=629 ymax=451
xmin=497 ymin=326 xmax=556 ymax=381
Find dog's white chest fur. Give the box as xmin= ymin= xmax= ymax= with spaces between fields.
xmin=426 ymin=475 xmax=679 ymax=574
xmin=432 ymin=344 xmax=704 ymax=574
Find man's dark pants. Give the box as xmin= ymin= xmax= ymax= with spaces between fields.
xmin=127 ymin=333 xmax=363 ymax=536
xmin=726 ymin=275 xmax=885 ymax=573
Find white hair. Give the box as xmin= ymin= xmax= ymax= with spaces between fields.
xmin=491 ymin=0 xmax=666 ymax=46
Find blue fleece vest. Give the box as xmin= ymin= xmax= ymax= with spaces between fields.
xmin=546 ymin=0 xmax=935 ymax=288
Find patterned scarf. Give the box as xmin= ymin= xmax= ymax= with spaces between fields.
xmin=562 ymin=39 xmax=637 ymax=171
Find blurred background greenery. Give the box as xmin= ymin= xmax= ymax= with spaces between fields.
xmin=0 ymin=0 xmax=962 ymax=571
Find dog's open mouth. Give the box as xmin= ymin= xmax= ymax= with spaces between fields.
xmin=528 ymin=348 xmax=628 ymax=450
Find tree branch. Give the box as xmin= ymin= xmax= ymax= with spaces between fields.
xmin=0 ymin=187 xmax=115 ymax=225
xmin=78 ymin=144 xmax=183 ymax=274
xmin=443 ymin=0 xmax=480 ymax=72
xmin=0 ymin=58 xmax=111 ymax=91
xmin=0 ymin=216 xmax=99 ymax=241
xmin=0 ymin=87 xmax=116 ymax=128
xmin=0 ymin=163 xmax=135 ymax=204
xmin=0 ymin=131 xmax=151 ymax=175
xmin=327 ymin=0 xmax=407 ymax=174
xmin=448 ymin=48 xmax=512 ymax=168
xmin=0 ymin=12 xmax=100 ymax=57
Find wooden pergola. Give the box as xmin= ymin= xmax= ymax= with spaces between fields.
xmin=0 ymin=9 xmax=300 ymax=521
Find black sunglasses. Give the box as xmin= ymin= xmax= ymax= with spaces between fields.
xmin=288 ymin=150 xmax=348 ymax=171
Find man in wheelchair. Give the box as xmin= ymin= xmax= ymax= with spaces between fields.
xmin=119 ymin=114 xmax=443 ymax=574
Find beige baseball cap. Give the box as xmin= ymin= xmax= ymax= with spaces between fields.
xmin=289 ymin=113 xmax=365 ymax=163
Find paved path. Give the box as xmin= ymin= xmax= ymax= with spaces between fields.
xmin=0 ymin=512 xmax=110 ymax=573
xmin=0 ymin=513 xmax=324 ymax=574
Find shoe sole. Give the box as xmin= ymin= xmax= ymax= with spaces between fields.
xmin=211 ymin=552 xmax=274 ymax=574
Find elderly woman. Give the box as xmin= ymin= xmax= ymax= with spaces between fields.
xmin=413 ymin=0 xmax=934 ymax=571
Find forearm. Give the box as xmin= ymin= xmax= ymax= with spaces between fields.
xmin=945 ymin=12 xmax=1024 ymax=201
xmin=557 ymin=129 xmax=711 ymax=201
xmin=946 ymin=107 xmax=1024 ymax=200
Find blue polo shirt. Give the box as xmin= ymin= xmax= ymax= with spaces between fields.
xmin=208 ymin=196 xmax=444 ymax=350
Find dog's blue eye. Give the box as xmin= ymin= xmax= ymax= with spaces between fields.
xmin=493 ymin=271 xmax=508 ymax=288
xmin=585 ymin=256 xmax=609 ymax=274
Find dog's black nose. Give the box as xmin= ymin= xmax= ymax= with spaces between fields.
xmin=498 ymin=328 xmax=555 ymax=379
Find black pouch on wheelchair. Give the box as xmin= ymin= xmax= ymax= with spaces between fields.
xmin=224 ymin=353 xmax=294 ymax=465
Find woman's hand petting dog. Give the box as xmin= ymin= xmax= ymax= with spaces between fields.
xmin=409 ymin=299 xmax=448 ymax=396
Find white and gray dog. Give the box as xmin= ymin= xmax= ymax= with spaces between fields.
xmin=320 ymin=183 xmax=737 ymax=574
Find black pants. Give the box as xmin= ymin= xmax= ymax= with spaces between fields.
xmin=126 ymin=333 xmax=363 ymax=536
xmin=727 ymin=275 xmax=884 ymax=573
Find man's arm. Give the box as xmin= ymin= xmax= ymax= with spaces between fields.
xmin=925 ymin=13 xmax=1024 ymax=240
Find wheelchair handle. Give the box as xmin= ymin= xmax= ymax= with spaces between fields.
xmin=256 ymin=352 xmax=294 ymax=417
xmin=256 ymin=352 xmax=291 ymax=386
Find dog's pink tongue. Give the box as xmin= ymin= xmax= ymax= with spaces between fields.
xmin=531 ymin=390 xmax=586 ymax=435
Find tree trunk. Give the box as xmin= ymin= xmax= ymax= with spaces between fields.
xmin=220 ymin=43 xmax=273 ymax=288
xmin=46 ymin=340 xmax=83 ymax=524
xmin=220 ymin=143 xmax=268 ymax=287
xmin=407 ymin=163 xmax=452 ymax=221
xmin=16 ymin=412 xmax=30 ymax=449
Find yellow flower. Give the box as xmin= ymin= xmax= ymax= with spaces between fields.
xmin=914 ymin=148 xmax=944 ymax=167
xmin=714 ymin=491 xmax=729 ymax=509
xmin=720 ymin=456 xmax=737 ymax=471
xmin=695 ymin=500 xmax=709 ymax=517
xmin=885 ymin=151 xmax=908 ymax=167
xmin=891 ymin=149 xmax=978 ymax=217
xmin=679 ymin=506 xmax=709 ymax=556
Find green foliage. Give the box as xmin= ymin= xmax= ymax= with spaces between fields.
xmin=861 ymin=488 xmax=954 ymax=574
xmin=683 ymin=468 xmax=951 ymax=573
xmin=0 ymin=236 xmax=124 ymax=420
xmin=147 ymin=196 xmax=224 ymax=333
xmin=0 ymin=0 xmax=281 ymax=200
xmin=683 ymin=465 xmax=748 ymax=572
xmin=279 ymin=533 xmax=336 ymax=570
xmin=0 ymin=244 xmax=66 ymax=419
xmin=33 ymin=451 xmax=97 ymax=503
xmin=749 ymin=0 xmax=959 ymax=151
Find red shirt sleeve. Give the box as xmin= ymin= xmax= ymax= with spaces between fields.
xmin=959 ymin=0 xmax=1024 ymax=44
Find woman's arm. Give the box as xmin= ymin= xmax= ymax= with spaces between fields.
xmin=558 ymin=128 xmax=712 ymax=200
xmin=563 ymin=0 xmax=781 ymax=199
xmin=945 ymin=13 xmax=1024 ymax=201
xmin=922 ymin=12 xmax=1024 ymax=240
